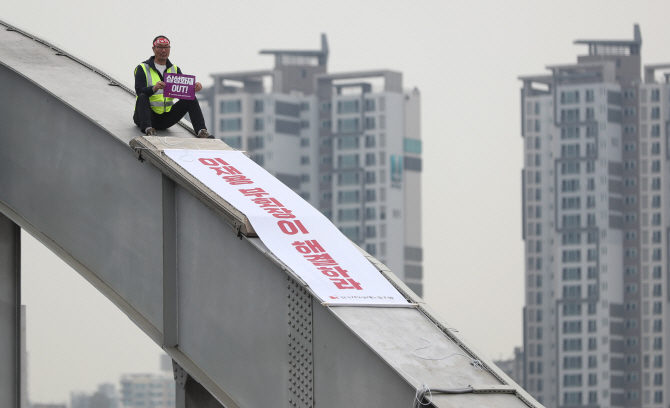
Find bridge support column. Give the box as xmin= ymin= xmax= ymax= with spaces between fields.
xmin=173 ymin=360 xmax=226 ymax=408
xmin=0 ymin=213 xmax=21 ymax=408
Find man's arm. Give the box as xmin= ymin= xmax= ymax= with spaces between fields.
xmin=134 ymin=65 xmax=155 ymax=96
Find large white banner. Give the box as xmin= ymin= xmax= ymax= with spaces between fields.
xmin=164 ymin=149 xmax=409 ymax=307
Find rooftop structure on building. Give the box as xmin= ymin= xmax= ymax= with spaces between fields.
xmin=201 ymin=35 xmax=423 ymax=295
xmin=519 ymin=24 xmax=670 ymax=407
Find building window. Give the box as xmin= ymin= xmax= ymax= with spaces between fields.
xmin=654 ymin=391 xmax=663 ymax=403
xmin=250 ymin=154 xmax=264 ymax=166
xmin=586 ymin=107 xmax=595 ymax=119
xmin=339 ymin=226 xmax=359 ymax=240
xmin=652 ymin=249 xmax=662 ymax=261
xmin=653 ymin=302 xmax=663 ymax=314
xmin=654 ymin=355 xmax=663 ymax=368
xmin=563 ymin=285 xmax=581 ymax=299
xmin=561 ymin=144 xmax=580 ymax=158
xmin=563 ymin=303 xmax=581 ymax=316
xmin=562 ymin=215 xmax=581 ymax=229
xmin=364 ymin=99 xmax=376 ymax=112
xmin=338 ymin=118 xmax=359 ymax=133
xmin=561 ymin=179 xmax=580 ymax=192
xmin=563 ymin=356 xmax=582 ymax=369
xmin=586 ymin=125 xmax=597 ymax=137
xmin=364 ymin=117 xmax=376 ymax=130
xmin=563 ymin=320 xmax=582 ymax=334
xmin=561 ymin=91 xmax=580 ymax=104
xmin=588 ymin=320 xmax=596 ymax=332
xmin=338 ymin=171 xmax=359 ymax=185
xmin=338 ymin=154 xmax=359 ymax=169
xmin=653 ymin=319 xmax=663 ymax=332
xmin=220 ymin=118 xmax=242 ymax=132
xmin=337 ymin=99 xmax=359 ymax=114
xmin=337 ymin=190 xmax=360 ymax=204
xmin=563 ymin=374 xmax=582 ymax=387
xmin=338 ymin=208 xmax=360 ymax=222
xmin=220 ymin=99 xmax=241 ymax=114
xmin=562 ymin=126 xmax=581 ymax=139
xmin=624 ymin=141 xmax=636 ymax=151
xmin=585 ymin=89 xmax=595 ymax=102
xmin=561 ymin=108 xmax=580 ymax=122
xmin=653 ymin=337 xmax=663 ymax=350
xmin=338 ymin=135 xmax=359 ymax=150
xmin=222 ymin=136 xmax=241 ymax=149
xmin=625 ymin=283 xmax=638 ymax=294
xmin=651 ymin=142 xmax=661 ymax=155
xmin=404 ymin=138 xmax=422 ymax=154
xmin=254 ymin=118 xmax=264 ymax=131
xmin=562 ymin=231 xmax=581 ymax=244
xmin=561 ymin=162 xmax=580 ymax=175
xmin=653 ymin=266 xmax=662 ymax=278
xmin=563 ymin=339 xmax=582 ymax=351
xmin=651 ymin=124 xmax=661 ymax=137
xmin=562 ymin=267 xmax=581 ymax=280
xmin=254 ymin=100 xmax=264 ymax=113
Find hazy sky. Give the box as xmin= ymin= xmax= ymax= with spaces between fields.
xmin=4 ymin=0 xmax=670 ymax=404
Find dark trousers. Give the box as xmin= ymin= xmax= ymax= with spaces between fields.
xmin=133 ymin=93 xmax=207 ymax=133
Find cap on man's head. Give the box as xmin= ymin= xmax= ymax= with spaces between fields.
xmin=153 ymin=36 xmax=170 ymax=47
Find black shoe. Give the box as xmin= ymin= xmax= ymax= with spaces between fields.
xmin=198 ymin=129 xmax=214 ymax=139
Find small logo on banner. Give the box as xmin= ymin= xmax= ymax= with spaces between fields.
xmin=163 ymin=73 xmax=196 ymax=100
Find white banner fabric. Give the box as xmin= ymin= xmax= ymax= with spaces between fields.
xmin=163 ymin=149 xmax=409 ymax=307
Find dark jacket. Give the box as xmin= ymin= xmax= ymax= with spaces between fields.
xmin=134 ymin=56 xmax=183 ymax=96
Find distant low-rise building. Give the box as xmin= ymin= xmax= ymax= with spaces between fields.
xmin=120 ymin=374 xmax=175 ymax=408
xmin=31 ymin=404 xmax=66 ymax=408
xmin=493 ymin=346 xmax=525 ymax=386
xmin=71 ymin=383 xmax=118 ymax=408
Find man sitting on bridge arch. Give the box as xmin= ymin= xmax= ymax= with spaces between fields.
xmin=133 ymin=35 xmax=212 ymax=138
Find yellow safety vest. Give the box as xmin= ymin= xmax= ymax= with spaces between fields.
xmin=136 ymin=63 xmax=179 ymax=114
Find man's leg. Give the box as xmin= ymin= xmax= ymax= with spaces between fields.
xmin=185 ymin=97 xmax=207 ymax=134
xmin=168 ymin=98 xmax=208 ymax=133
xmin=133 ymin=94 xmax=154 ymax=133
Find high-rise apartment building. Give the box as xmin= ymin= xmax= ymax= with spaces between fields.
xmin=520 ymin=25 xmax=670 ymax=407
xmin=201 ymin=35 xmax=423 ymax=295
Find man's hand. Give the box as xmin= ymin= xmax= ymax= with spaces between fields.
xmin=152 ymin=81 xmax=165 ymax=92
xmin=195 ymin=82 xmax=203 ymax=92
